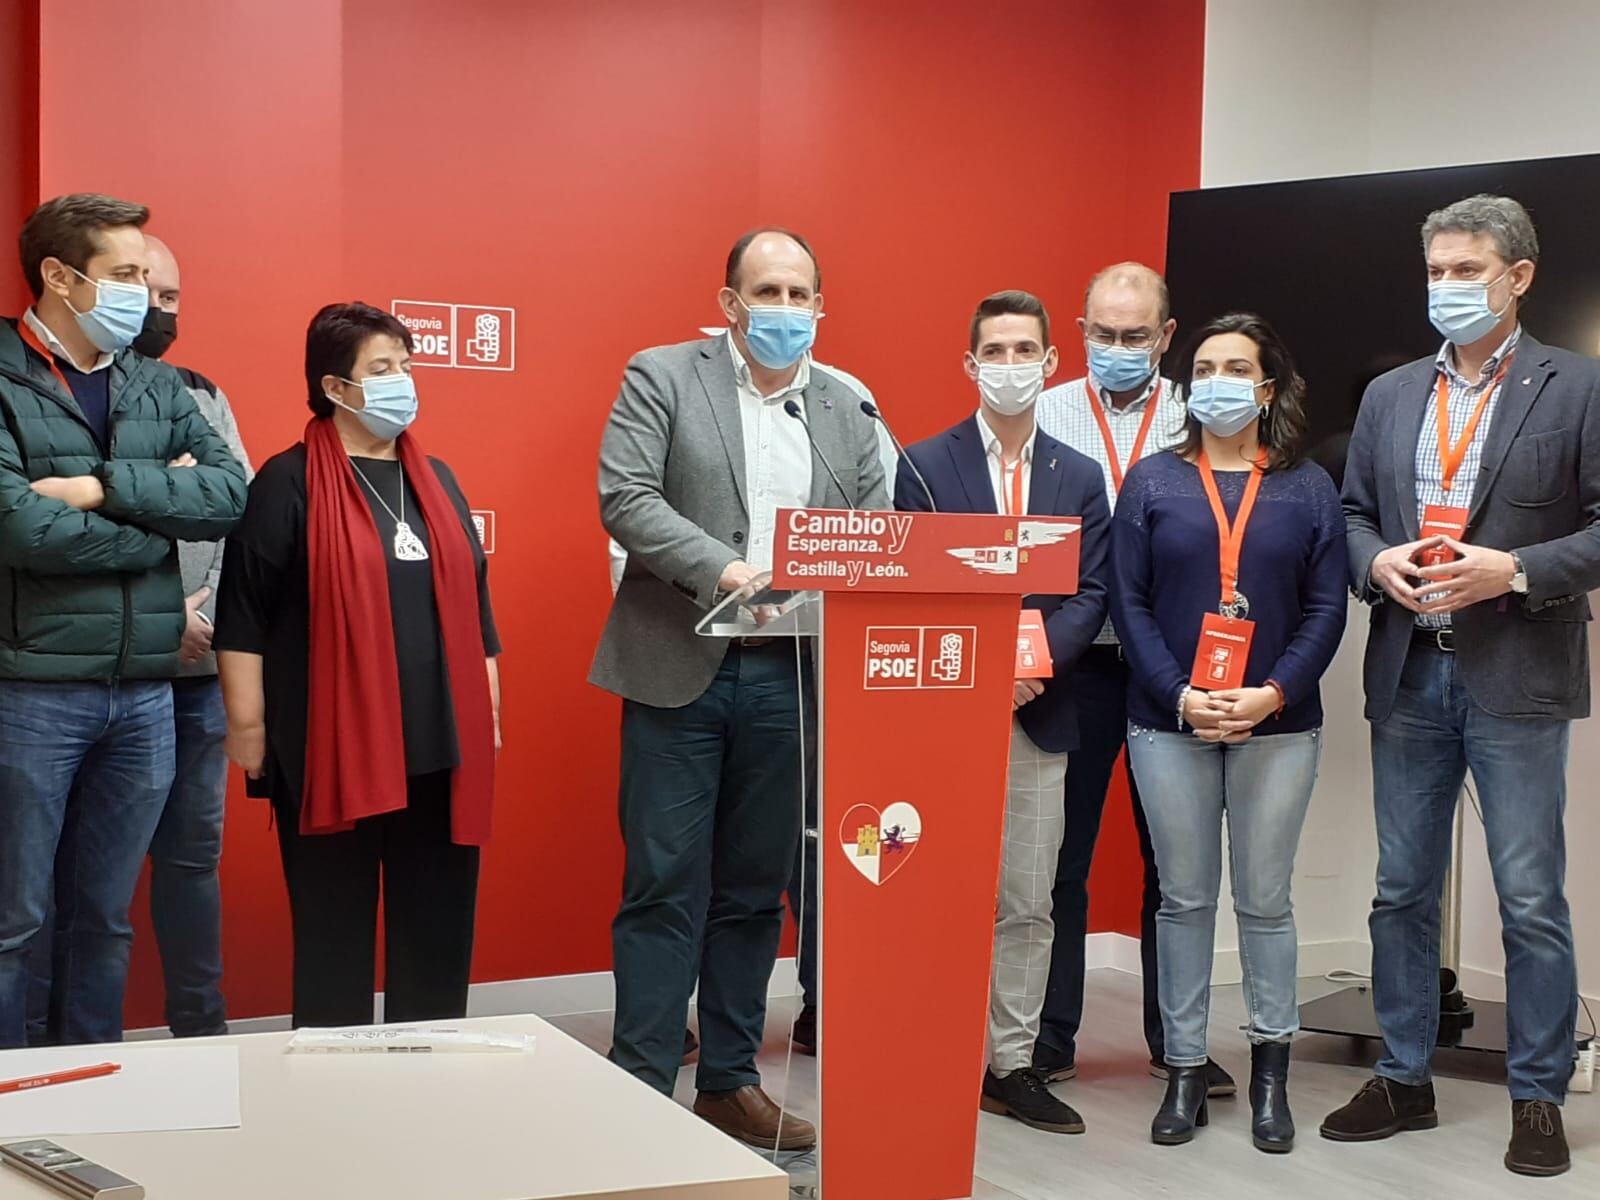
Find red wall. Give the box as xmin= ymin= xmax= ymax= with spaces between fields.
xmin=17 ymin=0 xmax=1203 ymax=1026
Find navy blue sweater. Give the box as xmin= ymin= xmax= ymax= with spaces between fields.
xmin=1110 ymin=451 xmax=1348 ymax=735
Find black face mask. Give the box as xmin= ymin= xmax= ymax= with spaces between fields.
xmin=132 ymin=307 xmax=178 ymax=359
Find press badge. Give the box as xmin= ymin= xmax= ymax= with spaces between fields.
xmin=1419 ymin=505 xmax=1469 ymax=568
xmin=1191 ymin=613 xmax=1254 ymax=691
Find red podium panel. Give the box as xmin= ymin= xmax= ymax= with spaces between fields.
xmin=772 ymin=509 xmax=1080 ymax=1200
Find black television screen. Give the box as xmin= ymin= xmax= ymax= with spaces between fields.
xmin=1163 ymin=153 xmax=1600 ymax=486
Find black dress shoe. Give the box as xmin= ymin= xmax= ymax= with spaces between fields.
xmin=1249 ymin=1041 xmax=1294 ymax=1153
xmin=1320 ymin=1077 xmax=1437 ymax=1141
xmin=1148 ymin=1055 xmax=1236 ymax=1097
xmin=792 ymin=1004 xmax=816 ymax=1056
xmin=1151 ymin=1065 xmax=1209 ymax=1145
xmin=1506 ymin=1100 xmax=1569 ymax=1177
xmin=979 ymin=1066 xmax=1085 ymax=1134
xmin=1030 ymin=1042 xmax=1077 ymax=1083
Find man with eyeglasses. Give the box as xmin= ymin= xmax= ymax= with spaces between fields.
xmin=1031 ymin=263 xmax=1236 ymax=1097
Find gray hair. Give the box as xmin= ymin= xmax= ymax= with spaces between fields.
xmin=1421 ymin=194 xmax=1539 ymax=264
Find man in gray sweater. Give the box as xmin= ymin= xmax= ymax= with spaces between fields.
xmin=135 ymin=234 xmax=253 ymax=1036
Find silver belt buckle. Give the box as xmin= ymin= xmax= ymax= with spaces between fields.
xmin=1433 ymin=627 xmax=1455 ymax=653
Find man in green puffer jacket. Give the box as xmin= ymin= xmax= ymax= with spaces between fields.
xmin=0 ymin=194 xmax=247 ymax=1049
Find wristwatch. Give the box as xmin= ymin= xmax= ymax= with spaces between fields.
xmin=1509 ymin=552 xmax=1529 ymax=595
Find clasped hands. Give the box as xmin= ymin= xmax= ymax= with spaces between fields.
xmin=1184 ymin=685 xmax=1278 ymax=743
xmin=29 ymin=453 xmax=198 ymax=511
xmin=1370 ymin=535 xmax=1517 ymax=615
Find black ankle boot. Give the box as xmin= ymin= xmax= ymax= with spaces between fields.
xmin=1151 ymin=1065 xmax=1209 ymax=1145
xmin=1250 ymin=1041 xmax=1295 ymax=1153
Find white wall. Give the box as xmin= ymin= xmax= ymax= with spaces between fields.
xmin=1202 ymin=0 xmax=1600 ymax=1005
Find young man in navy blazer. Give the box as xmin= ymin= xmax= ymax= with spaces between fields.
xmin=896 ymin=291 xmax=1110 ymax=1137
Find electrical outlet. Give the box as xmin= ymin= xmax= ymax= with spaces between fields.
xmin=1573 ymin=1041 xmax=1596 ymax=1094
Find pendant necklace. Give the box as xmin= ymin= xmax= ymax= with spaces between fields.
xmin=349 ymin=458 xmax=429 ymax=562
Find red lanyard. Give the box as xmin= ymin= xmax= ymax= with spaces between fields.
xmin=15 ymin=319 xmax=77 ymax=398
xmin=1196 ymin=448 xmax=1266 ymax=608
xmin=1435 ymin=358 xmax=1511 ymax=492
xmin=1088 ymin=380 xmax=1161 ymax=493
xmin=999 ymin=454 xmax=1026 ymax=516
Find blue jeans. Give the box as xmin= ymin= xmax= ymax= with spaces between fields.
xmin=149 ymin=679 xmax=228 ymax=1037
xmin=1128 ymin=724 xmax=1321 ymax=1067
xmin=1369 ymin=643 xmax=1575 ymax=1103
xmin=0 ymin=680 xmax=176 ymax=1049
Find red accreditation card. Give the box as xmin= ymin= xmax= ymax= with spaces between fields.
xmin=1191 ymin=612 xmax=1255 ymax=690
xmin=1419 ymin=504 xmax=1469 ymax=567
xmin=1015 ymin=609 xmax=1052 ymax=679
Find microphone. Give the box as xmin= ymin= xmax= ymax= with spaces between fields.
xmin=860 ymin=400 xmax=937 ymax=513
xmin=784 ymin=399 xmax=857 ymax=510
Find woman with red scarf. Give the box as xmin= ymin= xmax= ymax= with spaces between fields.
xmin=216 ymin=302 xmax=500 ymax=1028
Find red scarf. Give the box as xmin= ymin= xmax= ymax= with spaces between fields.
xmin=303 ymin=417 xmax=495 ymax=845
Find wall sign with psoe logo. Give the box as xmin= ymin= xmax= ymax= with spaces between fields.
xmin=863 ymin=626 xmax=977 ymax=690
xmin=391 ymin=300 xmax=516 ymax=371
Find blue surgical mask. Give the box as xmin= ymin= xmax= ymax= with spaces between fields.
xmin=66 ymin=266 xmax=149 ymax=353
xmin=329 ymin=373 xmax=419 ymax=441
xmin=737 ymin=298 xmax=816 ymax=370
xmin=1087 ymin=341 xmax=1156 ymax=394
xmin=1428 ymin=270 xmax=1512 ymax=345
xmin=1187 ymin=375 xmax=1269 ymax=437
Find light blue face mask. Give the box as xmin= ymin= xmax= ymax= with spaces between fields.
xmin=737 ymin=298 xmax=817 ymax=370
xmin=66 ymin=266 xmax=149 ymax=353
xmin=1187 ymin=375 xmax=1269 ymax=437
xmin=330 ymin=372 xmax=419 ymax=441
xmin=1428 ymin=270 xmax=1512 ymax=345
xmin=1087 ymin=340 xmax=1156 ymax=394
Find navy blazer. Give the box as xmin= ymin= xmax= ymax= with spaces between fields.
xmin=1343 ymin=333 xmax=1600 ymax=721
xmin=895 ymin=414 xmax=1111 ymax=754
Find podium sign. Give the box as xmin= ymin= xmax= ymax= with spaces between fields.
xmin=772 ymin=509 xmax=1079 ymax=1200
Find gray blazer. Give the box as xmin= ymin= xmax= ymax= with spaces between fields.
xmin=590 ymin=336 xmax=889 ymax=707
xmin=1342 ymin=333 xmax=1600 ymax=721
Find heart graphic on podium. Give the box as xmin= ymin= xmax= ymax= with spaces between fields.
xmin=838 ymin=801 xmax=922 ymax=885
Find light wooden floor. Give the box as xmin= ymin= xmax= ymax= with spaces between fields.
xmin=548 ymin=970 xmax=1597 ymax=1199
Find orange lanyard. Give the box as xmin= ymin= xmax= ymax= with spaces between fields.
xmin=1435 ymin=358 xmax=1511 ymax=492
xmin=1088 ymin=380 xmax=1161 ymax=493
xmin=15 ymin=319 xmax=77 ymax=398
xmin=999 ymin=454 xmax=1026 ymax=516
xmin=1196 ymin=448 xmax=1266 ymax=608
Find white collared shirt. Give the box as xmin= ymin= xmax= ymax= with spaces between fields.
xmin=974 ymin=407 xmax=1035 ymax=516
xmin=1036 ymin=372 xmax=1185 ymax=510
xmin=726 ymin=332 xmax=813 ymax=572
xmin=1037 ymin=372 xmax=1185 ymax=644
xmin=23 ymin=307 xmax=114 ymax=374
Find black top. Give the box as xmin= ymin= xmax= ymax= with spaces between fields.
xmin=56 ymin=359 xmax=111 ymax=450
xmin=214 ymin=443 xmax=500 ymax=806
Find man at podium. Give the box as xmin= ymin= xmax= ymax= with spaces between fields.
xmin=895 ymin=290 xmax=1110 ymax=1136
xmin=591 ymin=228 xmax=887 ymax=1150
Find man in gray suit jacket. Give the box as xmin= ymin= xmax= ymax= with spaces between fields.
xmin=592 ymin=229 xmax=886 ymax=1149
xmin=1324 ymin=195 xmax=1600 ymax=1178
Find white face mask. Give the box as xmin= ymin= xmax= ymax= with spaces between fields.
xmin=974 ymin=360 xmax=1045 ymax=416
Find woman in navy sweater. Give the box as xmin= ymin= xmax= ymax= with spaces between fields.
xmin=1111 ymin=313 xmax=1346 ymax=1154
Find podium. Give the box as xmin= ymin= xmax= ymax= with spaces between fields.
xmin=700 ymin=508 xmax=1081 ymax=1200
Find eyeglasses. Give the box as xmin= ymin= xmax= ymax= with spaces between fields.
xmin=1085 ymin=329 xmax=1160 ymax=350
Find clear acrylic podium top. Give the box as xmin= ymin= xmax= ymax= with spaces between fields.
xmin=694 ymin=571 xmax=821 ymax=638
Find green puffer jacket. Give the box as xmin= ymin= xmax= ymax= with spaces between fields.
xmin=0 ymin=318 xmax=248 ymax=680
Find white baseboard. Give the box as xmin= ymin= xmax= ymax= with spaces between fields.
xmin=158 ymin=941 xmax=1595 ymax=1043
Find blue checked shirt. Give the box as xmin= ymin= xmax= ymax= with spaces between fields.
xmin=1414 ymin=326 xmax=1522 ymax=628
xmin=1037 ymin=373 xmax=1187 ymax=643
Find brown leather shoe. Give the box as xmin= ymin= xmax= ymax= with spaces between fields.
xmin=693 ymin=1085 xmax=816 ymax=1150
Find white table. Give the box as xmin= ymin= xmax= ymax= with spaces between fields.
xmin=0 ymin=1015 xmax=787 ymax=1200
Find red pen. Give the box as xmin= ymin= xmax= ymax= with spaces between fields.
xmin=0 ymin=1062 xmax=121 ymax=1095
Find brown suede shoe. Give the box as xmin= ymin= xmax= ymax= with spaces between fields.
xmin=693 ymin=1085 xmax=817 ymax=1150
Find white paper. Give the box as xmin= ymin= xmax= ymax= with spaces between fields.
xmin=0 ymin=1043 xmax=240 ymax=1138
